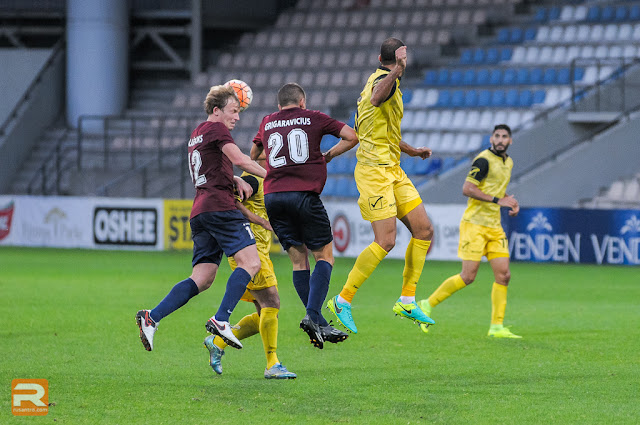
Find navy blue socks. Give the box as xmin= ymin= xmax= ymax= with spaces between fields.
xmin=150 ymin=278 xmax=199 ymax=323
xmin=306 ymin=260 xmax=332 ymax=324
xmin=215 ymin=267 xmax=252 ymax=322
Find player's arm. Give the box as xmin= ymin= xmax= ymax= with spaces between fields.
xmin=235 ymin=200 xmax=273 ymax=231
xmin=323 ymin=125 xmax=358 ymax=163
xmin=462 ymin=157 xmax=519 ymax=214
xmin=250 ymin=143 xmax=264 ymax=161
xmin=371 ymin=46 xmax=407 ymax=107
xmin=222 ymin=143 xmax=266 ymax=178
xmin=400 ymin=140 xmax=431 ymax=160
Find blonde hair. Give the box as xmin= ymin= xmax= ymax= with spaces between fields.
xmin=203 ymin=85 xmax=239 ymax=115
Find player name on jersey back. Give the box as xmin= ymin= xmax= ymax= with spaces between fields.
xmin=264 ymin=117 xmax=312 ymax=131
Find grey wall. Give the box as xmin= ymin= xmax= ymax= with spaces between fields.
xmin=0 ymin=49 xmax=53 ymax=126
xmin=0 ymin=48 xmax=64 ymax=194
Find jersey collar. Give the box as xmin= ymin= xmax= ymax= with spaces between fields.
xmin=488 ymin=148 xmax=509 ymax=162
xmin=378 ymin=65 xmax=402 ymax=80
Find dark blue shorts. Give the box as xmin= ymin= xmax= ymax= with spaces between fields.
xmin=265 ymin=191 xmax=333 ymax=251
xmin=190 ymin=210 xmax=255 ymax=267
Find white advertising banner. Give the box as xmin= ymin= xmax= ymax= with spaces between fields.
xmin=323 ymin=200 xmax=465 ymax=261
xmin=0 ymin=196 xmax=164 ymax=250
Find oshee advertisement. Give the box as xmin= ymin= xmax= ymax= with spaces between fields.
xmin=164 ymin=200 xmax=193 ymax=250
xmin=505 ymin=208 xmax=640 ymax=265
xmin=0 ymin=196 xmax=163 ymax=250
xmin=324 ymin=201 xmax=464 ymax=261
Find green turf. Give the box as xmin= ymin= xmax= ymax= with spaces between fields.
xmin=1 ymin=247 xmax=638 ymax=424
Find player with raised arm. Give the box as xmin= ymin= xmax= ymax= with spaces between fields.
xmin=418 ymin=124 xmax=522 ymax=338
xmin=204 ymin=152 xmax=297 ymax=379
xmin=326 ymin=37 xmax=435 ymax=334
xmin=136 ymin=85 xmax=266 ymax=352
xmin=252 ymin=83 xmax=358 ymax=349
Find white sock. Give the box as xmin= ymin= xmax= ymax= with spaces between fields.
xmin=337 ymin=295 xmax=351 ymax=305
xmin=400 ymin=296 xmax=415 ymax=304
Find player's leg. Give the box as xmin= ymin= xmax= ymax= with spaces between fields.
xmin=136 ymin=216 xmax=219 ymax=351
xmin=390 ymin=173 xmax=434 ymax=326
xmin=251 ymin=286 xmax=296 ymax=379
xmin=326 ymin=216 xmax=394 ymax=334
xmin=487 ymin=255 xmax=521 ymax=338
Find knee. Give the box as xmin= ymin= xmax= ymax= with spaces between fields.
xmin=413 ymin=223 xmax=434 ymax=241
xmin=377 ymin=238 xmax=395 ymax=252
xmin=459 ymin=272 xmax=475 ymax=285
xmin=497 ymin=270 xmax=511 ymax=285
xmin=244 ymin=260 xmax=262 ymax=277
xmin=195 ymin=276 xmax=214 ymax=291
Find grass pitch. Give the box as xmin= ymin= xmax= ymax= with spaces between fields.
xmin=1 ymin=247 xmax=638 ymax=424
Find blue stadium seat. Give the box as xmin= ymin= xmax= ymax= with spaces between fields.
xmin=441 ymin=157 xmax=457 ymax=173
xmin=436 ymin=90 xmax=451 ymax=107
xmin=489 ymin=69 xmax=503 ymax=85
xmin=414 ymin=158 xmax=430 ymax=175
xmin=460 ymin=48 xmax=473 ymax=64
xmin=403 ymin=89 xmax=413 ymax=104
xmin=464 ymin=90 xmax=478 ymax=107
xmin=517 ymin=68 xmax=530 ymax=85
xmin=505 ymin=89 xmax=519 ymax=107
xmin=519 ymin=90 xmax=533 ymax=107
xmin=437 ymin=69 xmax=449 ymax=85
xmin=485 ymin=48 xmax=499 ymax=64
xmin=424 ymin=158 xmax=443 ymax=176
xmin=477 ymin=69 xmax=490 ymax=85
xmin=557 ymin=68 xmax=570 ymax=85
xmin=601 ymin=6 xmax=615 ymax=22
xmin=503 ymin=68 xmax=517 ymax=85
xmin=587 ymin=6 xmax=600 ymax=22
xmin=472 ymin=48 xmax=485 ymax=64
xmin=500 ymin=48 xmax=513 ymax=62
xmin=630 ymin=5 xmax=640 ymax=21
xmin=548 ymin=6 xmax=560 ymax=21
xmin=534 ymin=8 xmax=547 ymax=23
xmin=451 ymin=90 xmax=465 ymax=107
xmin=323 ymin=177 xmax=337 ymax=196
xmin=491 ymin=90 xmax=506 ymax=107
xmin=510 ymin=28 xmax=524 ymax=43
xmin=463 ymin=69 xmax=476 ymax=86
xmin=424 ymin=70 xmax=437 ymax=85
xmin=481 ymin=135 xmax=491 ymax=149
xmin=533 ymin=89 xmax=546 ymax=105
xmin=401 ymin=156 xmax=416 ymax=174
xmin=524 ymin=27 xmax=537 ymax=41
xmin=450 ymin=70 xmax=463 ymax=85
xmin=478 ymin=89 xmax=491 ymax=107
xmin=530 ymin=67 xmax=543 ymax=85
xmin=614 ymin=6 xmax=627 ymax=22
xmin=543 ymin=68 xmax=557 ymax=85
xmin=573 ymin=67 xmax=585 ymax=81
xmin=497 ymin=28 xmax=510 ymax=43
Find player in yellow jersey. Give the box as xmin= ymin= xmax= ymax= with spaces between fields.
xmin=204 ymin=153 xmax=297 ymax=379
xmin=418 ymin=124 xmax=522 ymax=338
xmin=327 ymin=37 xmax=435 ymax=334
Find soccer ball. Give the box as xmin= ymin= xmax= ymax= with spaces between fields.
xmin=225 ymin=79 xmax=253 ymax=112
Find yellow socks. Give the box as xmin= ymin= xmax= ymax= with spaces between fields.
xmin=259 ymin=307 xmax=279 ymax=369
xmin=491 ymin=282 xmax=508 ymax=325
xmin=401 ymin=238 xmax=431 ymax=297
xmin=427 ymin=274 xmax=467 ymax=308
xmin=340 ymin=242 xmax=388 ymax=303
xmin=214 ymin=311 xmax=260 ymax=349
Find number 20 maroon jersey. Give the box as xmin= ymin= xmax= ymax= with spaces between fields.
xmin=252 ymin=107 xmax=345 ymax=195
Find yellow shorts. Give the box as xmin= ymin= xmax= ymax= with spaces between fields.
xmin=458 ymin=221 xmax=509 ymax=262
xmin=354 ymin=163 xmax=422 ymax=222
xmin=228 ymin=248 xmax=277 ymax=303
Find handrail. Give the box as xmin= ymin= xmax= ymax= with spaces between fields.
xmin=26 ymin=126 xmax=72 ymax=195
xmin=0 ymin=39 xmax=65 ymax=138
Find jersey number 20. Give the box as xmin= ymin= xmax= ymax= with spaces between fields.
xmin=267 ymin=129 xmax=309 ymax=168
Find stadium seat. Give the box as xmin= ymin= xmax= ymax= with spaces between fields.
xmin=491 ymin=90 xmax=506 ymax=107
xmin=464 ymin=90 xmax=478 ymax=107
xmin=543 ymin=68 xmax=557 ymax=85
xmin=425 ymin=70 xmax=437 ymax=85
xmin=425 ymin=157 xmax=443 ymax=176
xmin=549 ymin=26 xmax=564 ymax=42
xmin=476 ymin=69 xmax=490 ymax=85
xmin=524 ymin=27 xmax=536 ymax=41
xmin=460 ymin=49 xmax=473 ymax=64
xmin=436 ymin=90 xmax=451 ymax=107
xmin=437 ymin=69 xmax=450 ymax=85
xmin=533 ymin=90 xmax=546 ymax=105
xmin=478 ymin=90 xmax=491 ymax=107
xmin=548 ymin=7 xmax=561 ymax=21
xmin=534 ymin=8 xmax=547 ymax=23
xmin=472 ymin=48 xmax=485 ymax=64
xmin=497 ymin=28 xmax=510 ymax=44
xmin=587 ymin=6 xmax=600 ymax=22
xmin=465 ymin=110 xmax=481 ymax=130
xmin=502 ymin=68 xmax=517 ymax=85
xmin=601 ymin=6 xmax=615 ymax=22
xmin=451 ymin=110 xmax=466 ymax=128
xmin=630 ymin=5 xmax=640 ymax=21
xmin=450 ymin=70 xmax=463 ymax=85
xmin=500 ymin=48 xmax=513 ymax=62
xmin=463 ymin=69 xmax=476 ymax=86
xmin=485 ymin=48 xmax=499 ymax=64
xmin=516 ymin=68 xmax=530 ymax=85
xmin=519 ymin=90 xmax=533 ymax=107
xmin=505 ymin=89 xmax=519 ymax=107
xmin=489 ymin=69 xmax=503 ymax=85
xmin=451 ymin=90 xmax=465 ymax=107
xmin=530 ymin=67 xmax=543 ymax=85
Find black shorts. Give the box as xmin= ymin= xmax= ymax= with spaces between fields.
xmin=190 ymin=210 xmax=255 ymax=267
xmin=265 ymin=191 xmax=333 ymax=251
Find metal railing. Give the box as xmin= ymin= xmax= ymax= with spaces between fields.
xmin=26 ymin=127 xmax=74 ymax=195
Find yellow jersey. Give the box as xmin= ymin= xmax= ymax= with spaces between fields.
xmin=461 ymin=149 xmax=513 ymax=228
xmin=355 ymin=66 xmax=403 ymax=167
xmin=238 ymin=171 xmax=271 ymax=255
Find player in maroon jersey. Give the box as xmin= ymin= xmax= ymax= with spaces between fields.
xmin=136 ymin=85 xmax=267 ymax=352
xmin=251 ymin=83 xmax=358 ymax=349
